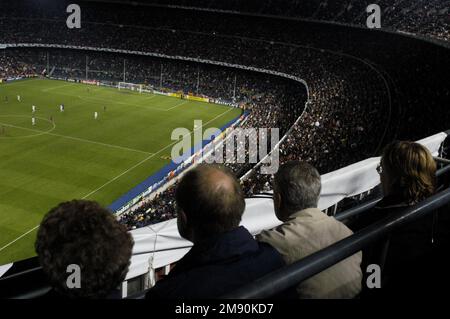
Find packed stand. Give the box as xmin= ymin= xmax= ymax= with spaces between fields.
xmin=1 ymin=1 xmax=448 ymax=230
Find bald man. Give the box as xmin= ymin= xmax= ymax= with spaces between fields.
xmin=146 ymin=164 xmax=287 ymax=299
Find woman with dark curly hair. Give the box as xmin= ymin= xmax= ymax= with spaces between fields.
xmin=35 ymin=200 xmax=134 ymax=299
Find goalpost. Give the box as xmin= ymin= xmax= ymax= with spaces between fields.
xmin=118 ymin=82 xmax=143 ymax=93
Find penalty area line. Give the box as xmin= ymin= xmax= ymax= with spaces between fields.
xmin=0 ymin=122 xmax=153 ymax=155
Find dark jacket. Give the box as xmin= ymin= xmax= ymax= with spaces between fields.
xmin=146 ymin=226 xmax=287 ymax=299
xmin=38 ymin=288 xmax=122 ymax=299
xmin=349 ymin=195 xmax=437 ymax=294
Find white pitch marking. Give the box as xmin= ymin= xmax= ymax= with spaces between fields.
xmin=0 ymin=122 xmax=153 ymax=155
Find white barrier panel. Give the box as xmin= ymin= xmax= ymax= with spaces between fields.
xmin=0 ymin=263 xmax=13 ymax=278
xmin=417 ymin=132 xmax=447 ymax=157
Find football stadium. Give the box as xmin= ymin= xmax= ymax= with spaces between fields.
xmin=0 ymin=0 xmax=449 ymax=304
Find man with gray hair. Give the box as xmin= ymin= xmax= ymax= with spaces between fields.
xmin=257 ymin=161 xmax=362 ymax=298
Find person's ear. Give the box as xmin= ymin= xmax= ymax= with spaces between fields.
xmin=273 ymin=192 xmax=284 ymax=221
xmin=177 ymin=209 xmax=194 ymax=242
xmin=274 ymin=192 xmax=281 ymax=209
xmin=177 ymin=209 xmax=187 ymax=235
xmin=179 ymin=209 xmax=188 ymax=224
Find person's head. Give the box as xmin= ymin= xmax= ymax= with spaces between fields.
xmin=273 ymin=161 xmax=321 ymax=221
xmin=35 ymin=200 xmax=134 ymax=299
xmin=175 ymin=164 xmax=245 ymax=242
xmin=379 ymin=141 xmax=436 ymax=203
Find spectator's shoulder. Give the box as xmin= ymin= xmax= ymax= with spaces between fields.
xmin=331 ymin=215 xmax=355 ymax=237
xmin=145 ymin=278 xmax=178 ymax=300
xmin=145 ymin=286 xmax=159 ymax=300
xmin=255 ymin=222 xmax=292 ymax=251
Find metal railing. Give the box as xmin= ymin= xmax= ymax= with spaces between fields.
xmin=223 ymin=186 xmax=450 ymax=299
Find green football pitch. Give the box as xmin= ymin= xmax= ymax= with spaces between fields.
xmin=0 ymin=78 xmax=241 ymax=265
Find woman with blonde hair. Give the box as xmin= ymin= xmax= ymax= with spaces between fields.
xmin=352 ymin=141 xmax=438 ymax=296
xmin=378 ymin=140 xmax=436 ymax=206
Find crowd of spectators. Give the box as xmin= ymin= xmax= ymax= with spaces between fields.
xmin=2 ymin=1 xmax=448 ymax=42
xmin=1 ymin=1 xmax=448 ymax=229
xmin=0 ymin=54 xmax=37 ymax=79
xmin=119 ymin=182 xmax=178 ymax=229
xmin=86 ymin=0 xmax=450 ymax=42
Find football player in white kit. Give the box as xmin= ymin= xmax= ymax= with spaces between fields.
xmin=17 ymin=95 xmax=21 ymax=102
xmin=32 ymin=105 xmax=36 ymax=113
xmin=32 ymin=117 xmax=36 ymax=126
xmin=94 ymin=111 xmax=98 ymax=120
